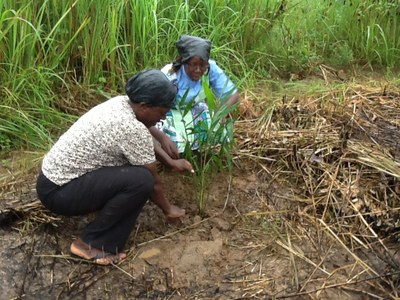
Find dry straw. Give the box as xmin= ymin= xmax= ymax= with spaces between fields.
xmin=233 ymin=76 xmax=400 ymax=298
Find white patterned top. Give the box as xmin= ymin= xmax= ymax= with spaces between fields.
xmin=42 ymin=95 xmax=155 ymax=186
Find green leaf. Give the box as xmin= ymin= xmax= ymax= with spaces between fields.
xmin=202 ymin=79 xmax=215 ymax=111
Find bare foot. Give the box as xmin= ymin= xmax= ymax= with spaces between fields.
xmin=70 ymin=238 xmax=126 ymax=265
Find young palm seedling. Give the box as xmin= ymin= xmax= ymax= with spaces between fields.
xmin=176 ymin=80 xmax=238 ymax=217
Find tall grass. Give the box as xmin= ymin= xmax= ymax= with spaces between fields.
xmin=0 ymin=0 xmax=399 ymax=150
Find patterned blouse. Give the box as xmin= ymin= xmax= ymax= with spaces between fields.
xmin=41 ymin=96 xmax=155 ymax=186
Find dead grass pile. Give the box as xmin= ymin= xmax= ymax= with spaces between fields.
xmin=234 ymin=82 xmax=400 ymax=298
xmin=0 ymin=171 xmax=60 ymax=229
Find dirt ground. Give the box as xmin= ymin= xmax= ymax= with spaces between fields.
xmin=0 ymin=157 xmax=397 ymax=300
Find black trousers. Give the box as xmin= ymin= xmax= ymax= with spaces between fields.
xmin=36 ymin=165 xmax=154 ymax=254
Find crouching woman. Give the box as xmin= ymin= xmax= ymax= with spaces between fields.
xmin=36 ymin=69 xmax=193 ymax=265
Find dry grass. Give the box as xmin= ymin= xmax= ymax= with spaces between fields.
xmin=0 ymin=151 xmax=59 ymax=228
xmin=234 ymin=76 xmax=400 ymax=298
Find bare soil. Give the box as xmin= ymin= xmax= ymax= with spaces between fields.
xmin=0 ymin=160 xmax=397 ymax=300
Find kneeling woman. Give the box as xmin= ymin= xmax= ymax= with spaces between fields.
xmin=152 ymin=34 xmax=240 ymax=153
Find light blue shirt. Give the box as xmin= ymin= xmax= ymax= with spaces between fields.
xmin=161 ymin=59 xmax=237 ymax=106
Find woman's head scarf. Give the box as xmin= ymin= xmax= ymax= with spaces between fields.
xmin=125 ymin=69 xmax=177 ymax=108
xmin=176 ymin=35 xmax=211 ymax=63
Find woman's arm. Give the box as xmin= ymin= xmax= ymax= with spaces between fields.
xmin=149 ymin=126 xmax=179 ymax=159
xmin=208 ymin=60 xmax=239 ymax=109
xmin=153 ymin=141 xmax=173 ymax=167
xmin=143 ymin=161 xmax=185 ymax=218
xmin=225 ymin=91 xmax=239 ymax=108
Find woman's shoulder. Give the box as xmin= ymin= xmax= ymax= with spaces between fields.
xmin=208 ymin=59 xmax=224 ymax=73
xmin=208 ymin=59 xmax=229 ymax=79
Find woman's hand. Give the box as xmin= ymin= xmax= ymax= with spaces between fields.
xmin=170 ymin=159 xmax=194 ymax=173
xmin=164 ymin=204 xmax=186 ymax=219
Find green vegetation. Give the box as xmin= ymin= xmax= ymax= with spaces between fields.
xmin=179 ymin=81 xmax=238 ymax=216
xmin=1 ymin=0 xmax=399 ymax=150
